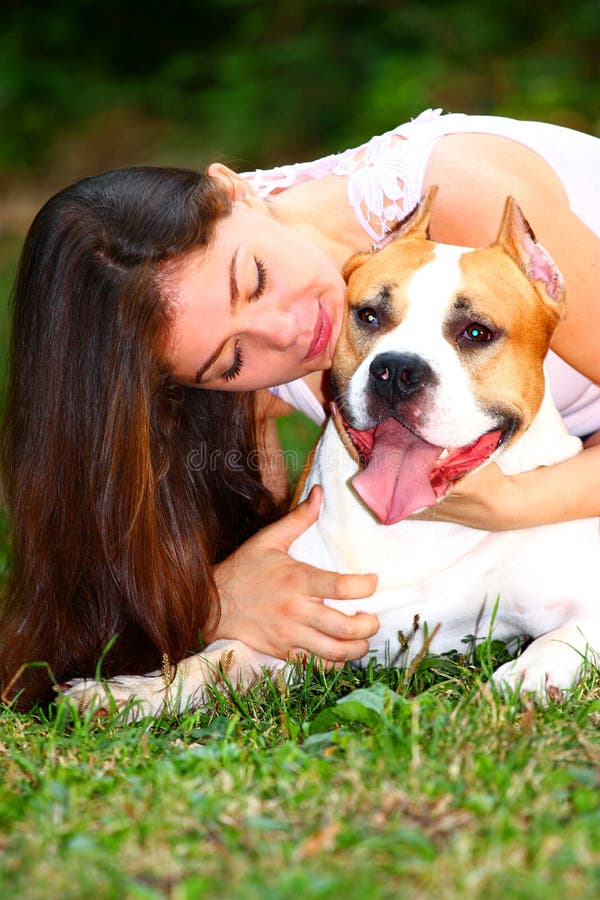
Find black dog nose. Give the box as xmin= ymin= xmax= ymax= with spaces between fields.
xmin=369 ymin=352 xmax=435 ymax=401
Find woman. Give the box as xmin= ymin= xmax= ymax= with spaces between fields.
xmin=2 ymin=109 xmax=599 ymax=707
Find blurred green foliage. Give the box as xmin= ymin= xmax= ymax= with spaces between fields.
xmin=1 ymin=0 xmax=599 ymax=175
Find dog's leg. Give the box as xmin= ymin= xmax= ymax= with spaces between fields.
xmin=62 ymin=640 xmax=284 ymax=721
xmin=492 ymin=621 xmax=600 ymax=701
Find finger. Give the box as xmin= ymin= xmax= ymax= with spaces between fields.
xmin=290 ymin=628 xmax=372 ymax=663
xmin=260 ymin=484 xmax=323 ymax=550
xmin=301 ymin=568 xmax=378 ymax=601
xmin=303 ymin=605 xmax=380 ymax=641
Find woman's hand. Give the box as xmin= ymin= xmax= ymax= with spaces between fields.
xmin=416 ymin=440 xmax=600 ymax=530
xmin=413 ymin=463 xmax=522 ymax=531
xmin=212 ymin=486 xmax=379 ymax=662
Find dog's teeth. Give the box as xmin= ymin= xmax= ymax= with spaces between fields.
xmin=437 ymin=449 xmax=449 ymax=460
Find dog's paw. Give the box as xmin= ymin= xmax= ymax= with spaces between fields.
xmin=491 ymin=656 xmax=578 ymax=703
xmin=59 ymin=674 xmax=167 ymax=722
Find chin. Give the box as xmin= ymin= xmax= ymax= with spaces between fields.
xmin=312 ymin=351 xmax=333 ymax=375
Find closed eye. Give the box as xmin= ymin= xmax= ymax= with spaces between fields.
xmin=252 ymin=257 xmax=267 ymax=300
xmin=219 ymin=258 xmax=265 ymax=382
xmin=222 ymin=342 xmax=244 ymax=382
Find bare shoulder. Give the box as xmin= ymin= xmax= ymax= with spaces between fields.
xmin=424 ymin=131 xmax=568 ymax=247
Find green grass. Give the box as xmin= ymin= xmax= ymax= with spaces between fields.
xmin=0 ymin=654 xmax=599 ymax=899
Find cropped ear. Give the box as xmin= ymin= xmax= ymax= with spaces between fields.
xmin=495 ymin=196 xmax=565 ymax=315
xmin=207 ymin=162 xmax=264 ymax=210
xmin=387 ymin=184 xmax=438 ymax=243
xmin=342 ymin=186 xmax=439 ymax=283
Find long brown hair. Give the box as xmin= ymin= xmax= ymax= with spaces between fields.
xmin=0 ymin=167 xmax=283 ymax=707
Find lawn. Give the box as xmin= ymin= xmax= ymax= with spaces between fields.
xmin=0 ymin=236 xmax=599 ymax=900
xmin=0 ymin=659 xmax=599 ymax=899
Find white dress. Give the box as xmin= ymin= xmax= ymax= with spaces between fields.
xmin=242 ymin=109 xmax=600 ymax=437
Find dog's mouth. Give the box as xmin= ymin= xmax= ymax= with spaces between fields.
xmin=340 ymin=414 xmax=505 ymax=525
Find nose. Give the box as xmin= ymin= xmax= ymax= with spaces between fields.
xmin=255 ymin=312 xmax=299 ymax=349
xmin=369 ymin=352 xmax=436 ymax=402
xmin=246 ymin=307 xmax=299 ymax=350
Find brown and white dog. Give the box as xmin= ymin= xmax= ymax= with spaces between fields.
xmin=65 ymin=189 xmax=600 ymax=718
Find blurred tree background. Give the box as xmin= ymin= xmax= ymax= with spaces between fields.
xmin=1 ymin=0 xmax=599 ymax=362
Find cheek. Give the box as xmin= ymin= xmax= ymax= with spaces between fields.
xmin=470 ymin=343 xmax=547 ymax=429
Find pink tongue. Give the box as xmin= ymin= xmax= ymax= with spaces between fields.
xmin=351 ymin=418 xmax=442 ymax=524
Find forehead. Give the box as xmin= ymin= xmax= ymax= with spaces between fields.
xmin=177 ymin=203 xmax=268 ymax=270
xmin=396 ymin=243 xmax=465 ymax=331
xmin=346 ymin=241 xmax=465 ymax=336
xmin=172 ymin=215 xmax=232 ymax=297
xmin=173 ymin=206 xmax=261 ymax=318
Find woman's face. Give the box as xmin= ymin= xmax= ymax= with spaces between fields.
xmin=169 ymin=202 xmax=345 ymax=391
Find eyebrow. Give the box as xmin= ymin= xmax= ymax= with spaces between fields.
xmin=194 ymin=246 xmax=240 ymax=383
xmin=229 ymin=246 xmax=240 ymax=310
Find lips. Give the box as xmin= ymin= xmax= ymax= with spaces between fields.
xmin=304 ymin=303 xmax=332 ymax=362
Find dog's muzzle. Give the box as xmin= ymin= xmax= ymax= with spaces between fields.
xmin=369 ymin=352 xmax=437 ymax=403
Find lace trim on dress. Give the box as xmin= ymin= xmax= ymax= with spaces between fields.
xmin=242 ymin=109 xmax=444 ymax=242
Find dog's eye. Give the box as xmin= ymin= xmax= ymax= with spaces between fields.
xmin=463 ymin=323 xmax=492 ymax=342
xmin=357 ymin=307 xmax=379 ymax=326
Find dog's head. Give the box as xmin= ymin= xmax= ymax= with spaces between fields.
xmin=331 ymin=187 xmax=565 ymax=524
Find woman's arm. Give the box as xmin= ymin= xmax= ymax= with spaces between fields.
xmin=255 ymin=389 xmax=295 ymax=502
